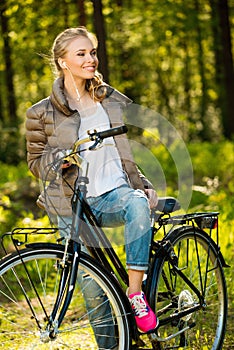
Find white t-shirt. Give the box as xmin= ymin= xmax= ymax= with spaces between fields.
xmin=78 ymin=103 xmax=127 ymax=197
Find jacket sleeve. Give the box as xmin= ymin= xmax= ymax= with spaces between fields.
xmin=25 ymin=101 xmax=62 ymax=181
xmin=137 ymin=168 xmax=154 ymax=190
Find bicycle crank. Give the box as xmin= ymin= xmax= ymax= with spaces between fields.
xmin=148 ymin=322 xmax=196 ymax=344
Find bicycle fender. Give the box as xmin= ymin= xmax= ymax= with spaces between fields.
xmin=146 ymin=225 xmax=229 ymax=311
xmin=26 ymin=242 xmax=64 ymax=250
xmin=164 ymin=226 xmax=230 ymax=268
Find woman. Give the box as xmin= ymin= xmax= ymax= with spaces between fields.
xmin=26 ymin=27 xmax=158 ymax=337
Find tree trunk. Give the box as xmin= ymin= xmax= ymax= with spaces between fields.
xmin=92 ymin=0 xmax=109 ymax=83
xmin=0 ymin=0 xmax=18 ymax=127
xmin=194 ymin=0 xmax=209 ymax=140
xmin=209 ymin=0 xmax=234 ymax=139
xmin=218 ymin=0 xmax=234 ymax=138
xmin=76 ymin=0 xmax=86 ymax=26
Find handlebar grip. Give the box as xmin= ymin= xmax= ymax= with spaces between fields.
xmin=91 ymin=125 xmax=128 ymax=140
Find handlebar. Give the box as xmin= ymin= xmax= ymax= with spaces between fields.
xmin=88 ymin=125 xmax=128 ymax=150
xmin=72 ymin=125 xmax=128 ymax=153
xmin=88 ymin=125 xmax=128 ymax=140
xmin=63 ymin=125 xmax=128 ymax=167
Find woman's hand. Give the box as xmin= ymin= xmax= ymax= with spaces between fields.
xmin=145 ymin=188 xmax=158 ymax=209
xmin=56 ymin=150 xmax=72 ymax=169
xmin=61 ymin=161 xmax=72 ymax=169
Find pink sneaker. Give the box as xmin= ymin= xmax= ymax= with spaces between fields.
xmin=128 ymin=290 xmax=158 ymax=333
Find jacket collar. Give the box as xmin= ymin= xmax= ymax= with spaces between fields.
xmin=50 ymin=77 xmax=73 ymax=116
xmin=50 ymin=77 xmax=132 ymax=116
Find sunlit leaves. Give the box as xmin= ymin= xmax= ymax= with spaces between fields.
xmin=0 ymin=0 xmax=233 ymax=159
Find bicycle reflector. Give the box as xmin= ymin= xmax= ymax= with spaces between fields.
xmin=195 ymin=215 xmax=218 ymax=229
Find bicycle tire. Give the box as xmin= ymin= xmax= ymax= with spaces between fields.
xmin=0 ymin=243 xmax=132 ymax=350
xmin=148 ymin=226 xmax=227 ymax=350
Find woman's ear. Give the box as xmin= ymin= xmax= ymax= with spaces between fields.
xmin=58 ymin=58 xmax=67 ymax=69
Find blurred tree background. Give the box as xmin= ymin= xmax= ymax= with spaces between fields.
xmin=0 ymin=0 xmax=233 ymax=165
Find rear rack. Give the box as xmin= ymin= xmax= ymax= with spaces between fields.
xmin=158 ymin=211 xmax=220 ymax=245
xmin=159 ymin=212 xmax=218 ymax=226
xmin=0 ymin=227 xmax=59 ymax=255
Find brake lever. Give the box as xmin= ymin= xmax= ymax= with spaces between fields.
xmin=89 ymin=137 xmax=103 ymax=150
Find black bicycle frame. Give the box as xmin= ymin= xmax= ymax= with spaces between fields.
xmin=47 ymin=173 xmax=129 ymax=332
xmin=46 ymin=176 xmax=87 ymax=332
xmin=146 ymin=219 xmax=225 ymax=328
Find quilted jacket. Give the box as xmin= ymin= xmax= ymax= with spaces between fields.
xmin=26 ymin=77 xmax=153 ymax=216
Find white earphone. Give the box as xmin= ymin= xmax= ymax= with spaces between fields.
xmin=60 ymin=60 xmax=81 ymax=101
xmin=58 ymin=58 xmax=68 ymax=69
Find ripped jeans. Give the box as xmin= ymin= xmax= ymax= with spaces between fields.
xmin=57 ymin=185 xmax=152 ymax=349
xmin=86 ymin=185 xmax=152 ymax=270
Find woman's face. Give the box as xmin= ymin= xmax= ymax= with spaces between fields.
xmin=63 ymin=36 xmax=98 ymax=80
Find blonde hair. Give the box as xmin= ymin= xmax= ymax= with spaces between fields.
xmin=52 ymin=27 xmax=107 ymax=101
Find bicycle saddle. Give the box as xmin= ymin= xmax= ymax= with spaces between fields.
xmin=155 ymin=197 xmax=181 ymax=214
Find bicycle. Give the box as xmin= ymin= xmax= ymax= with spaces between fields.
xmin=0 ymin=126 xmax=228 ymax=349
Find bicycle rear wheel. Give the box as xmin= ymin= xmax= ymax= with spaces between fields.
xmin=149 ymin=227 xmax=227 ymax=350
xmin=0 ymin=243 xmax=131 ymax=349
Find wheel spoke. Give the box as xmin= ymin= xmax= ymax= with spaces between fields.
xmin=150 ymin=228 xmax=227 ymax=349
xmin=0 ymin=245 xmax=131 ymax=349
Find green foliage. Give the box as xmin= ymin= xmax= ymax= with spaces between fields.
xmin=0 ymin=161 xmax=44 ymax=233
xmin=0 ymin=161 xmax=28 ymax=183
xmin=136 ymin=135 xmax=233 ymax=198
xmin=106 ymin=0 xmax=233 ymax=140
xmin=0 ymin=0 xmax=233 ymax=165
xmin=1 ymin=140 xmax=233 ymax=237
xmin=193 ymin=142 xmax=234 ymax=189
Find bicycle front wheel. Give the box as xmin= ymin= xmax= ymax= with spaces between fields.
xmin=0 ymin=243 xmax=132 ymax=350
xmin=150 ymin=227 xmax=227 ymax=350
